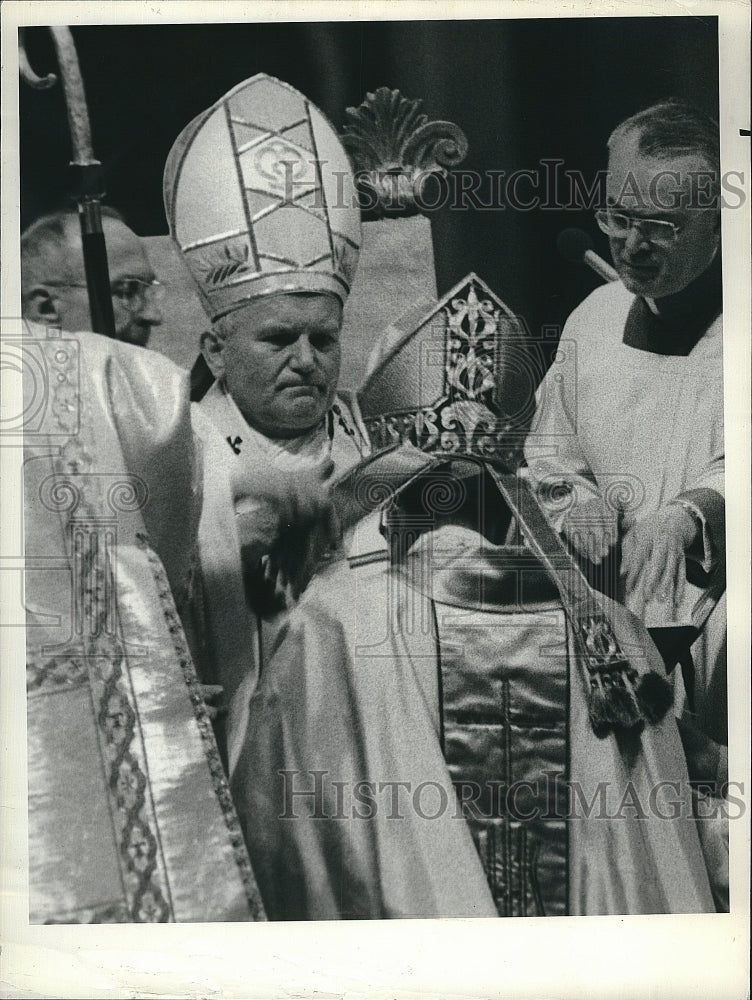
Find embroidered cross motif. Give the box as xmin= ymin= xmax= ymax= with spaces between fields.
xmin=227 ymin=435 xmax=243 ymax=455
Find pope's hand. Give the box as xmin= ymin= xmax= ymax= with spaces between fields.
xmin=269 ymin=471 xmax=340 ymax=600
xmin=233 ymin=460 xmax=338 ymax=600
xmin=622 ymin=505 xmax=697 ymax=603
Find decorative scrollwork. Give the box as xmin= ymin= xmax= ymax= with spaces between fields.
xmin=107 ymin=476 xmax=149 ymax=514
xmin=353 ymin=471 xmax=399 ymax=511
xmin=365 ymin=412 xmax=422 ymax=452
xmin=341 ymin=87 xmax=468 ymax=218
xmin=536 ymin=476 xmax=576 ymax=515
xmin=40 ymin=473 xmax=149 ymax=516
xmin=39 ymin=475 xmax=82 ymax=514
xmin=362 ymin=275 xmax=527 ymax=467
xmin=602 ymin=475 xmax=645 ymax=515
xmin=446 ymin=285 xmax=499 ymax=404
xmin=420 ymin=475 xmax=467 ymax=516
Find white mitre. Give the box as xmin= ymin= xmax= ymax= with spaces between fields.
xmin=163 ymin=73 xmax=362 ymax=321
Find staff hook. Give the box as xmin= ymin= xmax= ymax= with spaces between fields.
xmin=19 ymin=26 xmax=116 ymax=338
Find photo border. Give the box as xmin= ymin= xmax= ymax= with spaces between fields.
xmin=2 ymin=2 xmax=749 ymax=997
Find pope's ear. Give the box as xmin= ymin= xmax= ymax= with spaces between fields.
xmin=200 ymin=328 xmax=226 ymax=379
xmin=23 ymin=286 xmax=62 ymax=327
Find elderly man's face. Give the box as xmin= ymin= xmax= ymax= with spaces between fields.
xmin=211 ymin=293 xmax=343 ymax=439
xmin=46 ymin=217 xmax=163 ymax=346
xmin=605 ymin=134 xmax=720 ymax=299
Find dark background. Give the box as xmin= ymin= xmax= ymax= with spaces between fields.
xmin=20 ymin=16 xmax=719 ymax=340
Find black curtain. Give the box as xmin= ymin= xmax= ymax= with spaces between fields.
xmin=20 ymin=17 xmax=719 ymax=344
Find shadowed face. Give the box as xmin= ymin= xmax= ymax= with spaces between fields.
xmin=606 ymin=133 xmax=720 ymax=299
xmin=209 ymin=293 xmax=343 ymax=439
xmin=26 ymin=217 xmax=163 ymax=346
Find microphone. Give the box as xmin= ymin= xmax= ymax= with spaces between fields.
xmin=557 ymin=228 xmax=619 ymax=283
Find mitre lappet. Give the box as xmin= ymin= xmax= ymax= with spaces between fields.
xmin=163 ymin=73 xmax=362 ymax=318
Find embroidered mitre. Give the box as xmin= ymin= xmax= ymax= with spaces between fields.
xmin=358 ymin=272 xmax=527 ymax=468
xmin=164 ymin=74 xmax=361 ymax=320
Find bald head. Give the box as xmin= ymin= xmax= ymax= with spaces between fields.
xmin=21 ymin=210 xmax=163 ymax=347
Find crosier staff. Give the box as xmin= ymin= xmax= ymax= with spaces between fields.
xmin=19 ymin=26 xmax=116 ymax=338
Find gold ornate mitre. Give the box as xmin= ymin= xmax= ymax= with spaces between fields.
xmin=163 ymin=74 xmax=361 ymax=321
xmin=358 ymin=273 xmax=529 ymax=469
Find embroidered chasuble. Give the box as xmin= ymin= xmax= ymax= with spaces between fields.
xmin=226 ymin=268 xmax=714 ymax=919
xmin=195 ymin=379 xmax=370 ymax=774
xmin=24 ymin=325 xmax=264 ymax=923
xmin=232 ymin=502 xmax=714 ymax=919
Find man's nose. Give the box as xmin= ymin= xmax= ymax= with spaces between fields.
xmin=289 ymin=335 xmax=316 ymax=371
xmin=623 ymin=224 xmax=651 ymax=255
xmin=135 ymin=297 xmax=163 ymax=327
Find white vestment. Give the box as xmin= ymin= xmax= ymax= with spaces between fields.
xmin=525 ymin=280 xmax=725 ymax=742
xmin=194 ymin=379 xmax=370 ymax=774
xmin=23 ymin=324 xmax=263 ymax=922
xmin=232 ymin=515 xmax=715 ymax=918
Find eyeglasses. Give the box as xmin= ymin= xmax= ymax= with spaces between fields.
xmin=595 ymin=209 xmax=683 ymax=246
xmin=47 ymin=277 xmax=166 ymax=309
xmin=110 ymin=278 xmax=166 ymax=310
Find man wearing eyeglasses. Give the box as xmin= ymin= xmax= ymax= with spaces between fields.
xmin=526 ymin=101 xmax=726 ymax=763
xmin=21 ymin=207 xmax=165 ymax=347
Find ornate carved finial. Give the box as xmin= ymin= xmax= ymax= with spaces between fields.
xmin=341 ymin=87 xmax=469 ymax=219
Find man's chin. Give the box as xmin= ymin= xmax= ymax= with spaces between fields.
xmin=617 ymin=264 xmax=663 ymax=296
xmin=119 ymin=327 xmax=152 ymax=348
xmin=273 ymin=399 xmax=329 ymax=438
